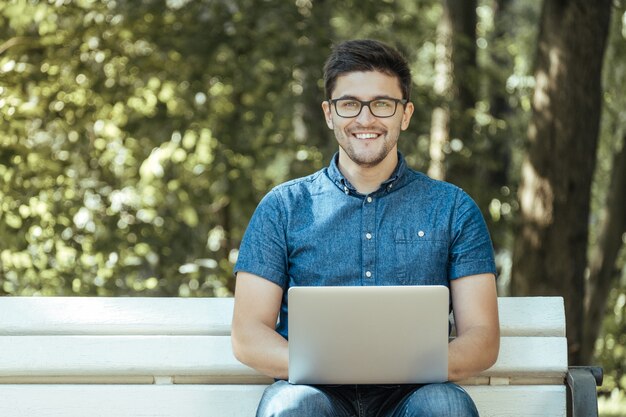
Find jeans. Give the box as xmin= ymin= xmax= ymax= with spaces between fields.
xmin=256 ymin=380 xmax=479 ymax=417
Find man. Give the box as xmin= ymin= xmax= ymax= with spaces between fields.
xmin=232 ymin=39 xmax=499 ymax=417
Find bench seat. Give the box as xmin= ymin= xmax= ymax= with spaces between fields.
xmin=0 ymin=296 xmax=600 ymax=417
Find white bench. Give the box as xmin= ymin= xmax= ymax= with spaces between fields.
xmin=0 ymin=296 xmax=601 ymax=417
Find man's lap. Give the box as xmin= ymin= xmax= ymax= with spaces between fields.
xmin=389 ymin=382 xmax=478 ymax=417
xmin=256 ymin=380 xmax=479 ymax=417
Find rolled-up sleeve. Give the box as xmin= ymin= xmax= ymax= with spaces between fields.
xmin=448 ymin=190 xmax=497 ymax=280
xmin=234 ymin=189 xmax=289 ymax=289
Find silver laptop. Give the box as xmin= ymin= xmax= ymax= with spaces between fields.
xmin=288 ymin=285 xmax=449 ymax=385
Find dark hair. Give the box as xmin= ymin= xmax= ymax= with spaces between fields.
xmin=323 ymin=39 xmax=412 ymax=100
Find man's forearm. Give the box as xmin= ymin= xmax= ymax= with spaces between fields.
xmin=448 ymin=273 xmax=500 ymax=382
xmin=232 ymin=322 xmax=289 ymax=380
xmin=447 ymin=325 xmax=500 ymax=381
xmin=231 ymin=272 xmax=288 ymax=380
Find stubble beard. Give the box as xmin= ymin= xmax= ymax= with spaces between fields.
xmin=334 ymin=126 xmax=397 ymax=169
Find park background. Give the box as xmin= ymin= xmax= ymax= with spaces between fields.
xmin=1 ymin=0 xmax=625 ymax=414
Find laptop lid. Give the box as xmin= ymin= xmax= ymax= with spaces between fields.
xmin=288 ymin=285 xmax=449 ymax=385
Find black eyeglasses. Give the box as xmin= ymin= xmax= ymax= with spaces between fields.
xmin=329 ymin=97 xmax=408 ymax=118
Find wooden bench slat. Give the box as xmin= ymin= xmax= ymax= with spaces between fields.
xmin=496 ymin=297 xmax=565 ymax=337
xmin=0 ymin=335 xmax=566 ymax=383
xmin=0 ymin=384 xmax=565 ymax=417
xmin=0 ymin=385 xmax=265 ymax=417
xmin=486 ymin=336 xmax=568 ymax=376
xmin=0 ymin=297 xmax=233 ymax=336
xmin=465 ymin=385 xmax=566 ymax=417
xmin=0 ymin=335 xmax=259 ymax=380
xmin=0 ymin=296 xmax=565 ymax=337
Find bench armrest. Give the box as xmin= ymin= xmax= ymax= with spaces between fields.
xmin=566 ymin=366 xmax=603 ymax=417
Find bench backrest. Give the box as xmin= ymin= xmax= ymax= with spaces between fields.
xmin=0 ymin=296 xmax=567 ymax=385
xmin=0 ymin=296 xmax=569 ymax=417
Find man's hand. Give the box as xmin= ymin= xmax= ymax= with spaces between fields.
xmin=448 ymin=273 xmax=500 ymax=381
xmin=231 ymin=272 xmax=289 ymax=380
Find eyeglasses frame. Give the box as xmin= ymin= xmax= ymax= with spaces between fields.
xmin=328 ymin=97 xmax=408 ymax=119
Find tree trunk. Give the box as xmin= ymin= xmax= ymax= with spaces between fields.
xmin=582 ymin=135 xmax=626 ymax=364
xmin=428 ymin=6 xmax=452 ymax=181
xmin=511 ymin=0 xmax=612 ymax=365
xmin=292 ymin=0 xmax=334 ymax=163
xmin=446 ymin=0 xmax=478 ymax=116
xmin=485 ymin=0 xmax=513 ymax=191
xmin=428 ymin=0 xmax=477 ymax=181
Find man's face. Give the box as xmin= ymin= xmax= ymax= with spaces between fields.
xmin=322 ymin=71 xmax=414 ymax=169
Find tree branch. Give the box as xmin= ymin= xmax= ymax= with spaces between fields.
xmin=582 ymin=134 xmax=626 ymax=363
xmin=0 ymin=37 xmax=31 ymax=55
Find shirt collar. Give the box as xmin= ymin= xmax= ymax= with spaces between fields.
xmin=326 ymin=152 xmax=409 ymax=196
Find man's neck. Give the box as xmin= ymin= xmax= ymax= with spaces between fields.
xmin=337 ymin=152 xmax=398 ymax=195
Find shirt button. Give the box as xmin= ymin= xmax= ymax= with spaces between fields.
xmin=344 ymin=186 xmax=349 ymax=195
xmin=366 ymin=196 xmax=373 ymax=203
xmin=418 ymin=230 xmax=425 ymax=237
xmin=365 ymin=271 xmax=372 ymax=278
xmin=366 ymin=233 xmax=372 ymax=240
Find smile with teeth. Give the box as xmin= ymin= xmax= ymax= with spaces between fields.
xmin=353 ymin=132 xmax=382 ymax=139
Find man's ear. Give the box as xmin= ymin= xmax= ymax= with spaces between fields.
xmin=401 ymin=101 xmax=415 ymax=131
xmin=321 ymin=101 xmax=334 ymax=129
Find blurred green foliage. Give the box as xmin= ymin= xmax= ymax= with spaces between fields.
xmin=0 ymin=0 xmax=625 ymax=398
xmin=593 ymin=0 xmax=626 ymax=400
xmin=0 ymin=0 xmax=449 ymax=297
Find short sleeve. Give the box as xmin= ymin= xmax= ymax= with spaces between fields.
xmin=448 ymin=190 xmax=497 ymax=280
xmin=234 ymin=190 xmax=289 ymax=289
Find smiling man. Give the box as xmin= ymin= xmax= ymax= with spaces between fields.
xmin=232 ymin=39 xmax=499 ymax=417
xmin=321 ymin=70 xmax=412 ymax=193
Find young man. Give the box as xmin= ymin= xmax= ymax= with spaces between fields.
xmin=232 ymin=39 xmax=499 ymax=417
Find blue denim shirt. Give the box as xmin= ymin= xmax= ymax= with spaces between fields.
xmin=235 ymin=153 xmax=496 ymax=339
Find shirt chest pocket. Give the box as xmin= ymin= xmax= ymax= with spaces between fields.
xmin=394 ymin=228 xmax=449 ymax=284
